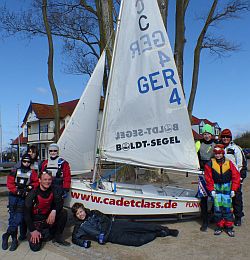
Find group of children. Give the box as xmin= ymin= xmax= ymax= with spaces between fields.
xmin=1 ymin=127 xmax=247 ymax=251
xmin=197 ymin=125 xmax=247 ymax=237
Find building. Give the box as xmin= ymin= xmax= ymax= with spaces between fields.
xmin=12 ymin=99 xmax=219 ymax=160
xmin=191 ymin=116 xmax=221 ymax=140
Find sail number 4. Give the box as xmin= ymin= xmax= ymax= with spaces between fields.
xmin=137 ymin=69 xmax=181 ymax=105
xmin=132 ymin=0 xmax=182 ymax=105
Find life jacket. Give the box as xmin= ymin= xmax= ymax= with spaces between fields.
xmin=31 ymin=161 xmax=39 ymax=173
xmin=196 ymin=140 xmax=215 ymax=161
xmin=32 ymin=191 xmax=54 ymax=217
xmin=45 ymin=157 xmax=65 ymax=187
xmin=15 ymin=169 xmax=32 ymax=190
xmin=211 ymin=158 xmax=232 ymax=184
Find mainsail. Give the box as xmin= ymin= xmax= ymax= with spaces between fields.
xmin=99 ymin=1 xmax=199 ymax=171
xmin=58 ymin=51 xmax=106 ymax=174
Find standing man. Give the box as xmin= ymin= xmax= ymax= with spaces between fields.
xmin=2 ymin=154 xmax=39 ymax=251
xmin=195 ymin=124 xmax=216 ymax=231
xmin=41 ymin=143 xmax=71 ymax=206
xmin=220 ymin=128 xmax=247 ymax=226
xmin=25 ymin=171 xmax=70 ymax=251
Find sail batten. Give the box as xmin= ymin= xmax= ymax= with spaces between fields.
xmin=99 ymin=1 xmax=199 ymax=170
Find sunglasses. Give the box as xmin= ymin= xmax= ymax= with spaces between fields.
xmin=22 ymin=160 xmax=31 ymax=163
xmin=49 ymin=150 xmax=58 ymax=152
xmin=221 ymin=136 xmax=231 ymax=139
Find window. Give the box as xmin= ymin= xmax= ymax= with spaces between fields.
xmin=40 ymin=124 xmax=48 ymax=133
xmin=41 ymin=148 xmax=46 ymax=160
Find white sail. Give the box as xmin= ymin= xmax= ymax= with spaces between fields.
xmin=99 ymin=1 xmax=199 ymax=171
xmin=58 ymin=51 xmax=106 ymax=174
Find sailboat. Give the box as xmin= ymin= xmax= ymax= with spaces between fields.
xmin=60 ymin=0 xmax=202 ymax=216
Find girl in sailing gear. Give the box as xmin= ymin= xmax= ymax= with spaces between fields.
xmin=13 ymin=145 xmax=42 ymax=174
xmin=204 ymin=144 xmax=240 ymax=237
xmin=71 ymin=203 xmax=179 ymax=247
xmin=28 ymin=145 xmax=42 ymax=175
xmin=2 ymin=154 xmax=39 ymax=251
xmin=41 ymin=143 xmax=71 ymax=200
xmin=221 ymin=128 xmax=246 ymax=226
xmin=25 ymin=171 xmax=70 ymax=252
xmin=195 ymin=124 xmax=216 ymax=232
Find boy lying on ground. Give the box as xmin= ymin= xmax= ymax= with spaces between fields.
xmin=71 ymin=202 xmax=179 ymax=247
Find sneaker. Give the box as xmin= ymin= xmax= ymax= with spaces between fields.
xmin=214 ymin=228 xmax=223 ymax=235
xmin=225 ymin=228 xmax=235 ymax=237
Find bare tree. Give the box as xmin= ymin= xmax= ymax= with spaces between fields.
xmin=42 ymin=0 xmax=60 ymax=141
xmin=0 ymin=0 xmax=249 ymax=127
xmin=187 ymin=0 xmax=249 ymax=116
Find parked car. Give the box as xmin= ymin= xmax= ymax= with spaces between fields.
xmin=243 ymin=148 xmax=250 ymax=159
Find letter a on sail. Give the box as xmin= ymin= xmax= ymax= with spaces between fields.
xmin=99 ymin=1 xmax=199 ymax=171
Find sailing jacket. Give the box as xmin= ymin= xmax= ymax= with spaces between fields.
xmin=72 ymin=210 xmax=112 ymax=246
xmin=204 ymin=158 xmax=240 ymax=193
xmin=24 ymin=186 xmax=62 ymax=232
xmin=41 ymin=157 xmax=71 ymax=190
xmin=7 ymin=167 xmax=39 ymax=195
xmin=196 ymin=139 xmax=216 ymax=170
xmin=223 ymin=141 xmax=247 ymax=179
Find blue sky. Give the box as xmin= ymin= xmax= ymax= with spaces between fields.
xmin=0 ymin=1 xmax=250 ymax=149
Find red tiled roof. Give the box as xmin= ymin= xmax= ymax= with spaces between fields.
xmin=24 ymin=97 xmax=105 ymax=123
xmin=191 ymin=116 xmax=216 ymax=126
xmin=11 ymin=133 xmax=27 ymax=145
xmin=192 ymin=129 xmax=203 ymax=140
xmin=191 ymin=116 xmax=201 ymax=125
xmin=31 ymin=99 xmax=79 ymax=120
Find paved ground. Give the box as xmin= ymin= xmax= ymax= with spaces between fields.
xmin=0 ymin=167 xmax=250 ymax=260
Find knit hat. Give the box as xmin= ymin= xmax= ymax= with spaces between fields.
xmin=213 ymin=144 xmax=225 ymax=154
xmin=221 ymin=128 xmax=232 ymax=137
xmin=21 ymin=153 xmax=31 ymax=162
xmin=49 ymin=143 xmax=59 ymax=151
xmin=201 ymin=124 xmax=213 ymax=135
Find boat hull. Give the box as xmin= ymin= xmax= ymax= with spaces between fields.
xmin=64 ymin=179 xmax=200 ymax=215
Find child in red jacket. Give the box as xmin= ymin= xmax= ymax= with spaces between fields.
xmin=2 ymin=154 xmax=39 ymax=251
xmin=204 ymin=144 xmax=240 ymax=237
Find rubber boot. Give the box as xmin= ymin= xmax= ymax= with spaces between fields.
xmin=169 ymin=229 xmax=179 ymax=237
xmin=9 ymin=231 xmax=18 ymax=251
xmin=2 ymin=232 xmax=11 ymax=250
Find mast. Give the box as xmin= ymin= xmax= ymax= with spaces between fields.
xmin=92 ymin=0 xmax=125 ymax=183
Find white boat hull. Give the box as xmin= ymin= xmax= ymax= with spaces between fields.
xmin=64 ymin=179 xmax=200 ymax=215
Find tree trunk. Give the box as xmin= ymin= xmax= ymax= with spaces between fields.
xmin=42 ymin=0 xmax=60 ymax=142
xmin=157 ymin=0 xmax=169 ymax=29
xmin=96 ymin=0 xmax=114 ymax=95
xmin=188 ymin=0 xmax=218 ymax=117
xmin=174 ymin=0 xmax=189 ymax=94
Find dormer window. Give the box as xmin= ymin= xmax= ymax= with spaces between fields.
xmin=40 ymin=124 xmax=48 ymax=133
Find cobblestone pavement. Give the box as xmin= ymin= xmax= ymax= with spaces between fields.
xmin=0 ymin=169 xmax=249 ymax=260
